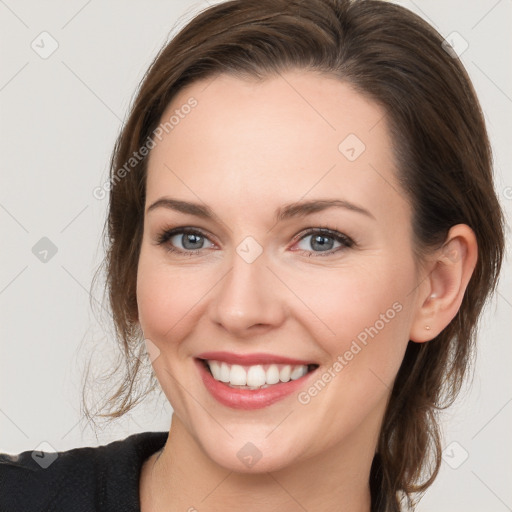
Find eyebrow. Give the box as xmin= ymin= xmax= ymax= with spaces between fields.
xmin=146 ymin=197 xmax=375 ymax=222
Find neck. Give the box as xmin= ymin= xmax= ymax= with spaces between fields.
xmin=141 ymin=414 xmax=378 ymax=512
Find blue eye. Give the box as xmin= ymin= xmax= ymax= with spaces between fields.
xmin=156 ymin=227 xmax=354 ymax=257
xmin=293 ymin=228 xmax=354 ymax=256
xmin=157 ymin=228 xmax=214 ymax=255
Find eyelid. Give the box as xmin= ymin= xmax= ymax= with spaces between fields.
xmin=291 ymin=227 xmax=354 ymax=246
xmin=155 ymin=226 xmax=217 ymax=250
xmin=289 ymin=227 xmax=355 ymax=256
xmin=155 ymin=225 xmax=355 ymax=256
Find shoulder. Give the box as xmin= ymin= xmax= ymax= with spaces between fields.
xmin=0 ymin=431 xmax=168 ymax=512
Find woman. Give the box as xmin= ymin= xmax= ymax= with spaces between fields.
xmin=0 ymin=0 xmax=505 ymax=511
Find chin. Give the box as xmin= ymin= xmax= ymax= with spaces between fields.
xmin=199 ymin=434 xmax=304 ymax=474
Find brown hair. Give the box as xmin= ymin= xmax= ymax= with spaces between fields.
xmin=84 ymin=0 xmax=505 ymax=510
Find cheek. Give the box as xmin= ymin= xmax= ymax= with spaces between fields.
xmin=135 ymin=249 xmax=205 ymax=342
xmin=286 ymin=257 xmax=416 ymax=393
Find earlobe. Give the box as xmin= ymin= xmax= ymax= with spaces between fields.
xmin=409 ymin=224 xmax=478 ymax=343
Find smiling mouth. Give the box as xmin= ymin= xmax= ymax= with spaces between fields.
xmin=198 ymin=358 xmax=319 ymax=390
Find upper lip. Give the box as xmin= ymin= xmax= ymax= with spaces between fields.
xmin=196 ymin=351 xmax=317 ymax=366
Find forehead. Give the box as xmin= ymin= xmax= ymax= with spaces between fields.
xmin=146 ymin=71 xmax=407 ymax=222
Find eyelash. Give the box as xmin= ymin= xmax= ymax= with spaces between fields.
xmin=155 ymin=226 xmax=355 ymax=257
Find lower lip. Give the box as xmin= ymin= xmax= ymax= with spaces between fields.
xmin=195 ymin=359 xmax=317 ymax=410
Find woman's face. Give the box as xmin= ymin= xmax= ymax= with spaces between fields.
xmin=137 ymin=70 xmax=423 ymax=472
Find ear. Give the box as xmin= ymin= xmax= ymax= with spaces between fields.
xmin=409 ymin=224 xmax=478 ymax=343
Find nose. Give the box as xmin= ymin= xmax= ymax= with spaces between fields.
xmin=209 ymin=247 xmax=287 ymax=338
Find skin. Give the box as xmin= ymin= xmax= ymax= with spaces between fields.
xmin=136 ymin=70 xmax=478 ymax=511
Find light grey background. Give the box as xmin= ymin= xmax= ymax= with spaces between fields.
xmin=1 ymin=1 xmax=511 ymax=510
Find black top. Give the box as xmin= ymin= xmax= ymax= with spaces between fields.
xmin=0 ymin=431 xmax=168 ymax=512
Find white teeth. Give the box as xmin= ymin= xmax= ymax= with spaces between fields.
xmin=205 ymin=360 xmax=312 ymax=388
xmin=229 ymin=364 xmax=247 ymax=385
xmin=246 ymin=365 xmax=266 ymax=387
xmin=219 ymin=362 xmax=230 ymax=382
xmin=279 ymin=365 xmax=291 ymax=383
xmin=266 ymin=364 xmax=280 ymax=385
xmin=209 ymin=360 xmax=221 ymax=380
xmin=290 ymin=365 xmax=308 ymax=380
